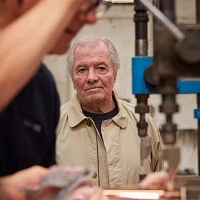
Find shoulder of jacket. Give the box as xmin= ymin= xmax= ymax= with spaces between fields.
xmin=118 ymin=99 xmax=140 ymax=121
xmin=119 ymin=100 xmax=158 ymax=123
xmin=60 ymin=101 xmax=72 ymax=118
xmin=56 ymin=101 xmax=72 ymax=137
xmin=119 ymin=99 xmax=135 ymax=109
xmin=146 ymin=113 xmax=161 ymax=142
xmin=145 ymin=113 xmax=156 ymax=124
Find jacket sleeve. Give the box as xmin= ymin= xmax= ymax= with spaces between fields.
xmin=146 ymin=114 xmax=163 ymax=171
xmin=42 ymin=87 xmax=60 ymax=167
xmin=41 ymin=134 xmax=56 ymax=166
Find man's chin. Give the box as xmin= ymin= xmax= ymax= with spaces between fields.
xmin=85 ymin=94 xmax=105 ymax=103
xmin=85 ymin=88 xmax=103 ymax=93
xmin=48 ymin=35 xmax=74 ymax=55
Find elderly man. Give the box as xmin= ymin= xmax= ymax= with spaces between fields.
xmin=56 ymin=34 xmax=162 ymax=188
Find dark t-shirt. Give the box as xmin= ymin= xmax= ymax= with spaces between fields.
xmin=82 ymin=104 xmax=118 ymax=141
xmin=0 ymin=63 xmax=60 ymax=176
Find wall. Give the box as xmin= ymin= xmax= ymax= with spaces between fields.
xmin=44 ymin=0 xmax=198 ymax=173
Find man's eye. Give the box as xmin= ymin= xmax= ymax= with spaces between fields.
xmin=98 ymin=67 xmax=106 ymax=71
xmin=97 ymin=66 xmax=108 ymax=74
xmin=78 ymin=68 xmax=86 ymax=73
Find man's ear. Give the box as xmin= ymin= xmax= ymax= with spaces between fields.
xmin=72 ymin=80 xmax=77 ymax=90
xmin=71 ymin=76 xmax=76 ymax=89
xmin=114 ymin=74 xmax=117 ymax=82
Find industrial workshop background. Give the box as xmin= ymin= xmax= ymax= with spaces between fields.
xmin=44 ymin=0 xmax=198 ymax=175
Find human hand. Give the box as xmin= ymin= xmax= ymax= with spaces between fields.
xmin=139 ymin=171 xmax=172 ymax=190
xmin=22 ymin=165 xmax=106 ymax=200
xmin=0 ymin=166 xmax=47 ymax=200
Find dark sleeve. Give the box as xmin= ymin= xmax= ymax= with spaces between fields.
xmin=41 ymin=133 xmax=56 ymax=166
xmin=41 ymin=66 xmax=60 ymax=167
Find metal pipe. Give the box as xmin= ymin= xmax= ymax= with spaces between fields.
xmin=160 ymin=0 xmax=175 ymax=22
xmin=196 ymin=0 xmax=200 ymax=176
xmin=139 ymin=0 xmax=185 ymax=42
xmin=197 ymin=95 xmax=200 ymax=175
xmin=134 ymin=0 xmax=149 ymax=56
xmin=152 ymin=0 xmax=159 ymax=24
xmin=134 ymin=0 xmax=150 ymax=181
xmin=196 ymin=0 xmax=200 ymax=24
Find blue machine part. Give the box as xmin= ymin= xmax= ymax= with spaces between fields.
xmin=132 ymin=56 xmax=200 ymax=94
xmin=194 ymin=109 xmax=200 ymax=119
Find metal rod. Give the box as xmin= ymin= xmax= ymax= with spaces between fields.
xmin=197 ymin=94 xmax=200 ymax=176
xmin=134 ymin=0 xmax=148 ymax=56
xmin=152 ymin=0 xmax=159 ymax=24
xmin=196 ymin=0 xmax=200 ymax=176
xmin=160 ymin=0 xmax=175 ymax=22
xmin=196 ymin=0 xmax=200 ymax=24
xmin=134 ymin=0 xmax=150 ymax=181
xmin=139 ymin=0 xmax=185 ymax=42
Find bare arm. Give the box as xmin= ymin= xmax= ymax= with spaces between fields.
xmin=0 ymin=0 xmax=80 ymax=111
xmin=0 ymin=166 xmax=47 ymax=200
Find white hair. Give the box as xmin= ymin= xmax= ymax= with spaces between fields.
xmin=67 ymin=34 xmax=120 ymax=78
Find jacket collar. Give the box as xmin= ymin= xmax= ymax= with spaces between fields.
xmin=68 ymin=92 xmax=128 ymax=128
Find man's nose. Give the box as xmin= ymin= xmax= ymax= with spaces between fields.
xmin=86 ymin=9 xmax=97 ymax=24
xmin=79 ymin=8 xmax=97 ymax=24
xmin=87 ymin=69 xmax=98 ymax=83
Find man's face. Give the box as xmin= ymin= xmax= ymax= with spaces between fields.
xmin=72 ymin=42 xmax=117 ymax=106
xmin=0 ymin=0 xmax=97 ymax=55
xmin=51 ymin=8 xmax=97 ymax=55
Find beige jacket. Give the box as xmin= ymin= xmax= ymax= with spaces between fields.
xmin=56 ymin=93 xmax=162 ymax=188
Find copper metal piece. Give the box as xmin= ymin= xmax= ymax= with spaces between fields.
xmin=103 ymin=189 xmax=180 ymax=200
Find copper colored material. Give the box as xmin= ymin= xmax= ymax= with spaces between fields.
xmin=103 ymin=189 xmax=180 ymax=200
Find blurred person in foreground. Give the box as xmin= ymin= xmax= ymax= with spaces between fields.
xmin=0 ymin=0 xmax=97 ymax=176
xmin=0 ymin=0 xmax=98 ymax=198
xmin=56 ymin=34 xmax=163 ymax=188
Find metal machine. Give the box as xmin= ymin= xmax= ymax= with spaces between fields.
xmin=131 ymin=0 xmax=200 ymax=199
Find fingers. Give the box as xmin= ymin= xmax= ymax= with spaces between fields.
xmin=86 ymin=9 xmax=97 ymax=24
xmin=140 ymin=171 xmax=170 ymax=190
xmin=78 ymin=8 xmax=97 ymax=24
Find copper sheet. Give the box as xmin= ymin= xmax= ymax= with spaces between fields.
xmin=103 ymin=189 xmax=180 ymax=200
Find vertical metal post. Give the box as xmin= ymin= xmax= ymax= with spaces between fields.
xmin=196 ymin=0 xmax=200 ymax=176
xmin=197 ymin=95 xmax=200 ymax=175
xmin=196 ymin=0 xmax=200 ymax=24
xmin=134 ymin=0 xmax=150 ymax=181
xmin=134 ymin=0 xmax=148 ymax=56
xmin=160 ymin=0 xmax=175 ymax=21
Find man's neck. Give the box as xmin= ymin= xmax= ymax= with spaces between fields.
xmin=81 ymin=98 xmax=116 ymax=114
